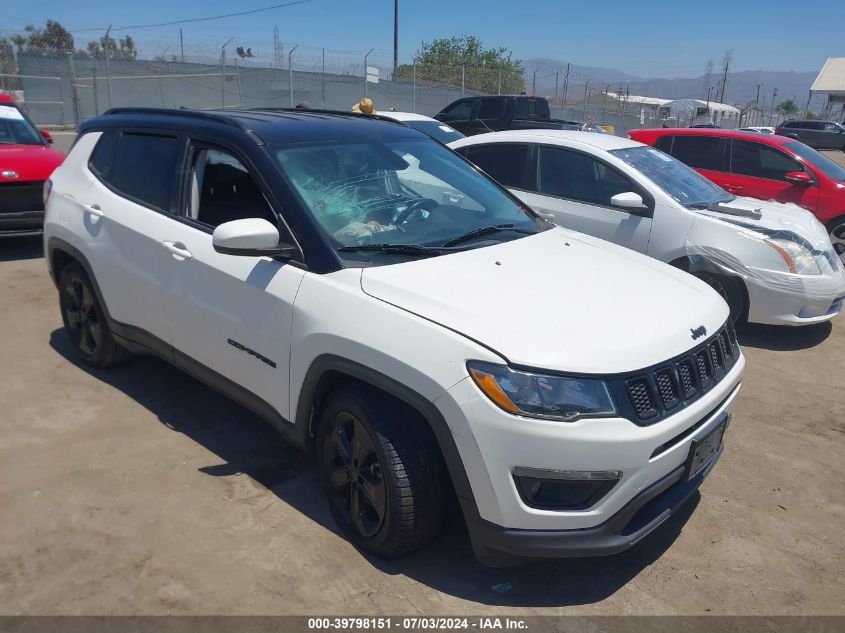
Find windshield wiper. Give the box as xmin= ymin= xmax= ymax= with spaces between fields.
xmin=440 ymin=224 xmax=534 ymax=248
xmin=337 ymin=243 xmax=445 ymax=258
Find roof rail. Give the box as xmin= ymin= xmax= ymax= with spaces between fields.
xmin=103 ymin=107 xmax=247 ymax=131
xmin=245 ymin=107 xmax=407 ymax=126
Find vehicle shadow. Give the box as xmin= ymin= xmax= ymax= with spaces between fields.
xmin=49 ymin=328 xmax=698 ymax=607
xmin=0 ymin=235 xmax=43 ymax=262
xmin=736 ymin=321 xmax=832 ymax=351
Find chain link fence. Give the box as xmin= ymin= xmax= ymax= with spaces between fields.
xmin=0 ymin=29 xmax=802 ymax=133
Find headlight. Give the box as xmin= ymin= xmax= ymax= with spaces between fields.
xmin=467 ymin=361 xmax=616 ymax=422
xmin=765 ymin=238 xmax=821 ymax=275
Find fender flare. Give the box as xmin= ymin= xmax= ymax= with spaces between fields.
xmin=293 ymin=354 xmax=478 ymax=516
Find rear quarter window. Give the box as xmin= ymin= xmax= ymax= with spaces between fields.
xmin=88 ymin=130 xmax=118 ymax=176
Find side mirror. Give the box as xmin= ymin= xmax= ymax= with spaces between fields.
xmin=610 ymin=191 xmax=647 ymax=210
xmin=785 ymin=171 xmax=812 ymax=185
xmin=212 ymin=218 xmax=299 ymax=259
xmin=40 ymin=129 xmax=53 ymax=144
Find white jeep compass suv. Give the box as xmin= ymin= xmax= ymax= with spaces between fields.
xmin=44 ymin=108 xmax=744 ymax=565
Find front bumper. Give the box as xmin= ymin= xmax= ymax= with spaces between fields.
xmin=745 ymin=269 xmax=845 ymax=326
xmin=435 ymin=352 xmax=743 ymax=562
xmin=468 ymin=438 xmax=723 ymax=563
xmin=0 ymin=209 xmax=44 ymax=236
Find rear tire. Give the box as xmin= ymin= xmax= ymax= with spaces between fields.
xmin=58 ymin=262 xmax=130 ymax=367
xmin=317 ymin=387 xmax=447 ymax=559
xmin=694 ymin=272 xmax=747 ymax=325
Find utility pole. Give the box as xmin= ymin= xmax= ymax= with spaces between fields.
xmin=179 ymin=28 xmax=184 ymax=63
xmin=769 ymin=87 xmax=778 ymax=126
xmin=103 ymin=25 xmax=113 ymax=110
xmin=562 ymin=63 xmax=570 ymax=105
xmin=554 ymin=70 xmax=559 ymax=110
xmin=702 ymin=59 xmax=714 ymax=100
xmin=221 ymin=37 xmax=233 ymax=110
xmin=718 ymin=50 xmax=732 ymax=103
xmin=321 ymin=48 xmax=326 ymax=108
xmin=583 ymin=78 xmax=590 ymax=120
xmin=602 ymin=84 xmax=610 ymax=124
xmin=755 ymin=82 xmax=764 ymax=126
xmin=288 ymin=44 xmax=298 ymax=107
xmin=364 ymin=48 xmax=373 ymax=97
xmin=393 ymin=0 xmax=398 ymax=76
xmin=532 ymin=65 xmax=539 ymax=96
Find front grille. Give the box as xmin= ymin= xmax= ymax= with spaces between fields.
xmin=0 ymin=181 xmax=44 ymax=214
xmin=613 ymin=321 xmax=740 ymax=426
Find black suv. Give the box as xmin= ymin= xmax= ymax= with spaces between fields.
xmin=775 ymin=120 xmax=845 ymax=150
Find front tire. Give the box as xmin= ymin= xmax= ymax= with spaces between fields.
xmin=827 ymin=217 xmax=845 ymax=265
xmin=317 ymin=388 xmax=447 ymax=559
xmin=58 ymin=262 xmax=130 ymax=367
xmin=694 ymin=272 xmax=747 ymax=325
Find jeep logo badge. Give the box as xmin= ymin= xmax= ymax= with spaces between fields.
xmin=690 ymin=325 xmax=707 ymax=340
xmin=1 ymin=170 xmax=18 ymax=179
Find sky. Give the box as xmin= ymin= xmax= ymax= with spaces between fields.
xmin=2 ymin=0 xmax=844 ymax=78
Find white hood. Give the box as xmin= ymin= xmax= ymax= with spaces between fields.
xmin=360 ymin=228 xmax=729 ymax=374
xmin=701 ymin=197 xmax=831 ymax=250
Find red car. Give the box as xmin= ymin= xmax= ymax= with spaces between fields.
xmin=629 ymin=128 xmax=845 ymax=262
xmin=0 ymin=94 xmax=65 ymax=236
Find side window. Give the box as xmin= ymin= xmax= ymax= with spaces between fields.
xmin=441 ymin=100 xmax=475 ymax=122
xmin=464 ymin=144 xmax=531 ymax=189
xmin=537 ymin=146 xmax=637 ymax=208
xmin=187 ymin=148 xmax=277 ymax=229
xmin=730 ymin=140 xmax=803 ymax=181
xmin=88 ymin=129 xmax=118 ymax=176
xmin=654 ymin=136 xmax=673 ymax=154
xmin=822 ymin=122 xmax=838 ymax=132
xmin=670 ymin=136 xmax=726 ymax=171
xmin=805 ymin=122 xmax=823 ymax=130
xmin=105 ymin=133 xmax=179 ymax=212
xmin=478 ymin=99 xmax=507 ymax=121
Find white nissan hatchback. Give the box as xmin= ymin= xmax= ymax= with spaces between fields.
xmin=451 ymin=130 xmax=845 ymax=326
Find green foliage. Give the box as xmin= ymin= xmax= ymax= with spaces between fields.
xmin=85 ymin=35 xmax=138 ymax=61
xmin=0 ymin=38 xmax=21 ymax=90
xmin=804 ymin=111 xmax=820 ymax=120
xmin=11 ymin=20 xmax=75 ymax=55
xmin=394 ymin=35 xmax=525 ymax=94
xmin=775 ymin=99 xmax=799 ymax=115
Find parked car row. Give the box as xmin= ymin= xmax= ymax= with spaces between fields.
xmin=2 ymin=96 xmax=842 ymax=566
xmin=628 ymin=128 xmax=845 ymax=264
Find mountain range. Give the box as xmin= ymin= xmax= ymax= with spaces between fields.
xmin=524 ymin=58 xmax=820 ymax=109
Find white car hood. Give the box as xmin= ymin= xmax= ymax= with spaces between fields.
xmin=360 ymin=228 xmax=729 ymax=374
xmin=701 ymin=197 xmax=831 ymax=250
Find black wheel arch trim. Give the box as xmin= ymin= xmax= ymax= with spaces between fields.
xmin=294 ymin=354 xmax=481 ymax=528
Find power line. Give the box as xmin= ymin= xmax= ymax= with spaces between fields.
xmin=69 ymin=0 xmax=313 ymax=33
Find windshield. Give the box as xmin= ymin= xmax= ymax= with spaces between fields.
xmin=610 ymin=145 xmax=733 ymax=208
xmin=784 ymin=140 xmax=845 ymax=181
xmin=0 ymin=105 xmax=43 ymax=146
xmin=404 ymin=120 xmax=464 ymax=144
xmin=272 ymin=137 xmax=540 ymax=254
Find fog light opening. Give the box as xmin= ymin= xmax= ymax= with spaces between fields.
xmin=512 ymin=467 xmax=621 ymax=510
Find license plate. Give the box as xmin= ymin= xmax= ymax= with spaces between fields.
xmin=685 ymin=420 xmax=726 ymax=480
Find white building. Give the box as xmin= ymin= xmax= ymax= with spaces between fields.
xmin=811 ymin=57 xmax=845 ymax=120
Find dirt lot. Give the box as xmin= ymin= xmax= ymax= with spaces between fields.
xmin=1 ymin=151 xmax=844 ymax=617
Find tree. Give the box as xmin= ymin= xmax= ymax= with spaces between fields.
xmin=85 ymin=35 xmax=138 ymax=60
xmin=10 ymin=20 xmax=75 ymax=55
xmin=0 ymin=38 xmax=21 ymax=90
xmin=394 ymin=35 xmax=525 ymax=94
xmin=776 ymin=99 xmax=799 ymax=116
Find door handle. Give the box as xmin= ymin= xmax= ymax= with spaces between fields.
xmin=162 ymin=241 xmax=193 ymax=260
xmin=83 ymin=203 xmax=104 ymax=218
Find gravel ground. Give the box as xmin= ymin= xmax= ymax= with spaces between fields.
xmin=0 ymin=148 xmax=843 ymax=617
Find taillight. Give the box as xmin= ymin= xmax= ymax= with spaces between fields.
xmin=43 ymin=178 xmax=52 ymax=208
